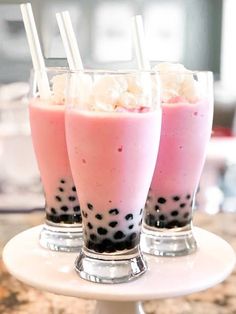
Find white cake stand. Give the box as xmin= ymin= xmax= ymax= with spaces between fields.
xmin=2 ymin=225 xmax=235 ymax=314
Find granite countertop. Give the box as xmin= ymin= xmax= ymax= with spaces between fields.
xmin=0 ymin=211 xmax=236 ymax=314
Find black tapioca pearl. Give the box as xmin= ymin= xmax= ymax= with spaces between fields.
xmin=51 ymin=214 xmax=59 ymax=223
xmin=47 ymin=214 xmax=81 ymax=224
xmin=178 ymin=220 xmax=189 ymax=227
xmin=114 ymin=231 xmax=125 ymax=240
xmin=173 ymin=196 xmax=180 ymax=201
xmin=140 ymin=208 xmax=143 ymax=215
xmin=101 ymin=239 xmax=116 ymax=253
xmin=145 ymin=214 xmax=156 ymax=227
xmin=156 ymin=220 xmax=166 ymax=228
xmin=90 ymin=234 xmax=97 ymax=241
xmin=68 ymin=196 xmax=76 ymax=201
xmin=94 ymin=243 xmax=105 ymax=253
xmin=72 ymin=186 xmax=76 ymax=192
xmin=87 ymin=241 xmax=95 ymax=251
xmin=61 ymin=206 xmax=69 ymax=212
xmin=87 ymin=203 xmax=93 ymax=210
xmin=46 ymin=214 xmax=60 ymax=223
xmin=109 ymin=221 xmax=118 ymax=228
xmin=126 ymin=240 xmax=137 ymax=250
xmin=95 ymin=214 xmax=103 ymax=220
xmin=59 ymin=214 xmax=72 ymax=223
xmin=87 ymin=222 xmax=93 ymax=229
xmin=129 ymin=224 xmax=134 ymax=230
xmin=87 ymin=240 xmax=95 ymax=251
xmin=60 ymin=179 xmax=66 ymax=184
xmin=180 ymin=203 xmax=186 ymax=208
xmin=159 ymin=214 xmax=166 ymax=221
xmin=186 ymin=194 xmax=191 ymax=200
xmin=128 ymin=234 xmax=139 ymax=249
xmin=101 ymin=238 xmax=112 ymax=247
xmin=171 ymin=210 xmax=179 ymax=217
xmin=155 ymin=205 xmax=160 ymax=211
xmin=58 ymin=214 xmax=81 ymax=224
xmin=158 ymin=197 xmax=166 ymax=204
xmin=50 ymin=207 xmax=57 ymax=214
xmin=58 ymin=187 xmax=64 ymax=192
xmin=58 ymin=214 xmax=68 ymax=223
xmin=109 ymin=208 xmax=119 ymax=215
xmin=74 ymin=215 xmax=82 ymax=223
xmin=97 ymin=227 xmax=108 ymax=235
xmin=55 ymin=195 xmax=62 ymax=202
xmin=82 ymin=210 xmax=87 ymax=218
xmin=166 ymin=220 xmax=180 ymax=228
xmin=183 ymin=212 xmax=190 ymax=219
xmin=125 ymin=213 xmax=133 ymax=221
xmin=73 ymin=205 xmax=80 ymax=212
xmin=115 ymin=241 xmax=126 ymax=251
xmin=129 ymin=232 xmax=137 ymax=241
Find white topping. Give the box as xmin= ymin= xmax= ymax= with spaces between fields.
xmin=91 ymin=75 xmax=127 ymax=110
xmin=50 ymin=63 xmax=201 ymax=109
xmin=51 ymin=71 xmax=158 ymax=111
xmin=51 ymin=73 xmax=92 ymax=106
xmin=153 ymin=62 xmax=200 ymax=102
xmin=51 ymin=74 xmax=67 ymax=104
xmin=84 ymin=74 xmax=152 ymax=112
xmin=73 ymin=74 xmax=93 ymax=107
xmin=117 ymin=91 xmax=137 ymax=109
xmin=126 ymin=75 xmax=143 ymax=95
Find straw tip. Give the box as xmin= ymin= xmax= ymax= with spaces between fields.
xmin=132 ymin=15 xmax=143 ymax=21
xmin=20 ymin=2 xmax=30 ymax=7
xmin=62 ymin=10 xmax=70 ymax=17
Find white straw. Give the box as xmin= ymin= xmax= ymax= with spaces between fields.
xmin=56 ymin=11 xmax=83 ymax=70
xmin=131 ymin=15 xmax=150 ymax=70
xmin=20 ymin=3 xmax=51 ymax=99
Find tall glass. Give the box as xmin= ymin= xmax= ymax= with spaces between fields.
xmin=65 ymin=70 xmax=162 ymax=283
xmin=29 ymin=68 xmax=82 ymax=251
xmin=141 ymin=70 xmax=213 ymax=256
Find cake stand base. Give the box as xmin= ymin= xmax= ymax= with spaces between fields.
xmin=2 ymin=226 xmax=235 ymax=314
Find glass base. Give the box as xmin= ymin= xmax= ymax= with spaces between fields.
xmin=75 ymin=247 xmax=147 ymax=284
xmin=39 ymin=223 xmax=83 ymax=252
xmin=141 ymin=225 xmax=197 ymax=257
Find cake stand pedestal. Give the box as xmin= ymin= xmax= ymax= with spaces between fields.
xmin=2 ymin=226 xmax=235 ymax=314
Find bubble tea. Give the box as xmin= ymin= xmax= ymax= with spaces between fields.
xmin=29 ymin=68 xmax=82 ymax=252
xmin=66 ymin=70 xmax=162 ymax=283
xmin=142 ymin=63 xmax=213 ymax=257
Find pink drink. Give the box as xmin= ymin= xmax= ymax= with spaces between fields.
xmin=66 ymin=109 xmax=161 ymax=253
xmin=144 ymin=98 xmax=213 ymax=230
xmin=30 ymin=99 xmax=81 ymax=224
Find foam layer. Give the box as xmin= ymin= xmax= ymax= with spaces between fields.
xmin=51 ymin=72 xmax=156 ymax=112
xmin=50 ymin=63 xmax=201 ymax=109
xmin=153 ymin=62 xmax=202 ymax=103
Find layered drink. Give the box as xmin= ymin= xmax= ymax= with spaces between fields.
xmin=29 ymin=69 xmax=82 ymax=251
xmin=65 ymin=71 xmax=162 ymax=283
xmin=142 ymin=63 xmax=214 ymax=256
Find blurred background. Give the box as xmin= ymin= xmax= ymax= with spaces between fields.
xmin=0 ymin=0 xmax=235 ymax=213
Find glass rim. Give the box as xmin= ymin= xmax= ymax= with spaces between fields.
xmin=31 ymin=67 xmax=213 ymax=76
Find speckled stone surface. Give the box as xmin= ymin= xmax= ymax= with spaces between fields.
xmin=0 ymin=211 xmax=236 ymax=314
